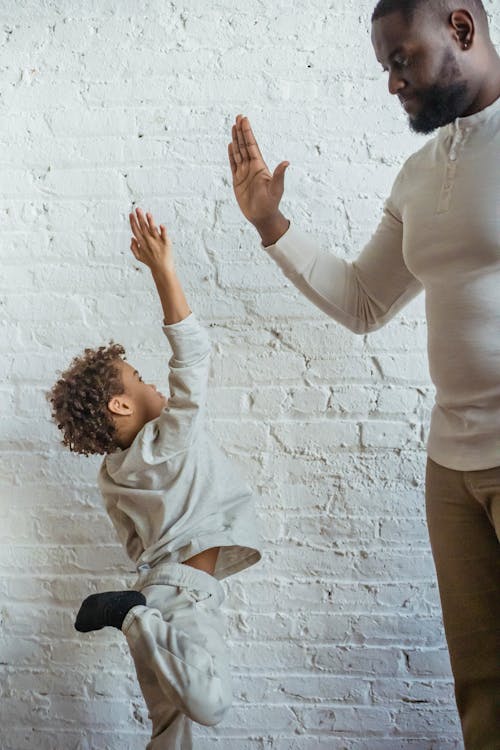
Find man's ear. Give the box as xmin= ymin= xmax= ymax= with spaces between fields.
xmin=108 ymin=394 xmax=134 ymax=417
xmin=449 ymin=10 xmax=474 ymax=50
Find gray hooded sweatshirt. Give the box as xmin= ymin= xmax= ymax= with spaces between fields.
xmin=98 ymin=314 xmax=261 ymax=580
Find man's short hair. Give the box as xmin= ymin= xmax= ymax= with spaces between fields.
xmin=372 ymin=0 xmax=488 ymax=26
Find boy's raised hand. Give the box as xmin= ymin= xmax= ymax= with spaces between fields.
xmin=129 ymin=208 xmax=190 ymax=324
xmin=129 ymin=208 xmax=174 ymax=274
xmin=228 ymin=115 xmax=290 ymax=245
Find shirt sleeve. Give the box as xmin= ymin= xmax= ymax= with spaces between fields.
xmin=264 ymin=172 xmax=422 ymax=334
xmin=151 ymin=313 xmax=211 ymax=456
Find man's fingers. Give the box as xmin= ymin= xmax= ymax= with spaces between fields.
xmin=235 ymin=115 xmax=249 ymax=162
xmin=231 ymin=124 xmax=242 ymax=164
xmin=241 ymin=117 xmax=264 ymax=162
xmin=228 ymin=143 xmax=237 ymax=175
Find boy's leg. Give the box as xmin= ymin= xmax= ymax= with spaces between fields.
xmin=425 ymin=458 xmax=500 ymax=750
xmin=123 ymin=568 xmax=232 ymax=748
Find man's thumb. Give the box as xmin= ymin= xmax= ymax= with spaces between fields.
xmin=272 ymin=161 xmax=290 ymax=192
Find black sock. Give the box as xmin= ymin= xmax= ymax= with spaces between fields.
xmin=74 ymin=590 xmax=146 ymax=632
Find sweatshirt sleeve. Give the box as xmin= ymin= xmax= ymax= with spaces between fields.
xmin=152 ymin=313 xmax=211 ymax=456
xmin=264 ymin=172 xmax=422 ymax=334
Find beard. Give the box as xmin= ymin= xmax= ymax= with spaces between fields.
xmin=408 ymin=50 xmax=471 ymax=134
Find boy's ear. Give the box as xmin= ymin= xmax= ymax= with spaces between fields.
xmin=108 ymin=395 xmax=134 ymax=417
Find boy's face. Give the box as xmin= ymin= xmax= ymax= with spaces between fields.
xmin=110 ymin=360 xmax=168 ymax=429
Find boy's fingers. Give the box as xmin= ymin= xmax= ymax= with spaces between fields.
xmin=129 ymin=212 xmax=144 ymax=241
xmin=135 ymin=208 xmax=150 ymax=234
xmin=146 ymin=212 xmax=159 ymax=237
xmin=130 ymin=237 xmax=140 ymax=258
xmin=129 ymin=210 xmax=141 ymax=231
xmin=159 ymin=225 xmax=167 ymax=242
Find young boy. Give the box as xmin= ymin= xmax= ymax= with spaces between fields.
xmin=49 ymin=208 xmax=261 ymax=749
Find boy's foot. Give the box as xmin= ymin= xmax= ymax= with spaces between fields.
xmin=75 ymin=590 xmax=146 ymax=632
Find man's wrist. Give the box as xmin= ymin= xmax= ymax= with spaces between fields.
xmin=253 ymin=213 xmax=290 ymax=247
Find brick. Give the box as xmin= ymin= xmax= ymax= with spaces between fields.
xmin=297 ymin=705 xmax=392 ymax=733
xmin=371 ymin=677 xmax=455 ymax=706
xmin=407 ymin=648 xmax=453 ymax=678
xmin=271 ymin=421 xmax=360 ymax=454
xmin=360 ymin=420 xmax=421 ymax=449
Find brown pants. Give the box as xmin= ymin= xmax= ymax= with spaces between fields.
xmin=426 ymin=458 xmax=500 ymax=749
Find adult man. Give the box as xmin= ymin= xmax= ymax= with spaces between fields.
xmin=228 ymin=1 xmax=500 ymax=748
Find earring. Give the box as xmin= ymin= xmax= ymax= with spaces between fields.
xmin=463 ymin=40 xmax=470 ymax=49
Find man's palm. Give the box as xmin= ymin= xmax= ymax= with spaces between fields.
xmin=228 ymin=115 xmax=289 ymax=225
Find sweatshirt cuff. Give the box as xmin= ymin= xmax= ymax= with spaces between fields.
xmin=162 ymin=313 xmax=210 ymax=362
xmin=262 ymin=223 xmax=318 ymax=277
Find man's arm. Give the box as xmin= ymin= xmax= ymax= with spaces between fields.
xmin=229 ymin=115 xmax=422 ymax=332
xmin=263 ymin=206 xmax=422 ymax=334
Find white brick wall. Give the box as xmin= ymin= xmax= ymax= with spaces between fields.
xmin=1 ymin=1 xmax=498 ymax=748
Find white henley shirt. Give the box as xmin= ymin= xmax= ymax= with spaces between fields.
xmin=265 ymin=96 xmax=500 ymax=471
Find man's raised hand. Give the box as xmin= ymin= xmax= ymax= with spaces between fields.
xmin=228 ymin=115 xmax=290 ymax=246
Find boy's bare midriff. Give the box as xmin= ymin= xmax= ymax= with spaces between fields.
xmin=183 ymin=547 xmax=220 ymax=576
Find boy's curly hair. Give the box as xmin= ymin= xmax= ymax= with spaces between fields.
xmin=48 ymin=343 xmax=127 ymax=456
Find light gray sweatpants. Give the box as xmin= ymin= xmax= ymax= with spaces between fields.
xmin=122 ymin=562 xmax=232 ymax=750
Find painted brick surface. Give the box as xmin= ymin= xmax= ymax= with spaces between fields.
xmin=1 ymin=1 xmax=498 ymax=748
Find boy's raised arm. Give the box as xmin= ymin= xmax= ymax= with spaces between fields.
xmin=129 ymin=208 xmax=210 ymax=456
xmin=129 ymin=208 xmax=190 ymax=325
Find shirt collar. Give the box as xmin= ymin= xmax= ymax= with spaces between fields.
xmin=451 ymin=93 xmax=500 ymax=132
